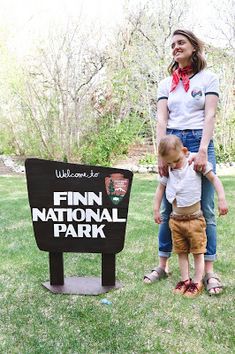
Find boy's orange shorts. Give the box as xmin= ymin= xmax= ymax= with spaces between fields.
xmin=169 ymin=216 xmax=207 ymax=254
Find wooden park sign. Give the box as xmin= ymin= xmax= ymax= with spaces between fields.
xmin=25 ymin=158 xmax=133 ymax=295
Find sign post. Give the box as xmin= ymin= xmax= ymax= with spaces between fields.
xmin=25 ymin=159 xmax=133 ymax=295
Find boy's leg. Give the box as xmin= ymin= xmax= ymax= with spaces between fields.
xmin=188 ymin=218 xmax=206 ymax=284
xmin=184 ymin=217 xmax=206 ymax=297
xmin=173 ymin=253 xmax=191 ymax=294
xmin=170 ymin=218 xmax=191 ymax=293
xmin=178 ymin=253 xmax=190 ymax=281
xmin=193 ymin=253 xmax=204 ymax=284
xmin=183 ymin=253 xmax=204 ymax=298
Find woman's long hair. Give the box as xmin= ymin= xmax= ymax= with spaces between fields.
xmin=168 ymin=29 xmax=207 ymax=75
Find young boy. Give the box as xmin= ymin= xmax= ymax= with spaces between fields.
xmin=154 ymin=135 xmax=228 ymax=298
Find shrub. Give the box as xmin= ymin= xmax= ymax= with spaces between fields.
xmin=215 ymin=143 xmax=235 ymax=163
xmin=79 ymin=114 xmax=143 ymax=166
xmin=139 ymin=153 xmax=156 ymax=165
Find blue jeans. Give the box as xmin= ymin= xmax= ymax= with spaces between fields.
xmin=158 ymin=129 xmax=217 ymax=261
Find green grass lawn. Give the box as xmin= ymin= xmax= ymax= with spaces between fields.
xmin=0 ymin=174 xmax=234 ymax=354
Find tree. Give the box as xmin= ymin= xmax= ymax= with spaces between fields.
xmin=1 ymin=21 xmax=109 ymax=160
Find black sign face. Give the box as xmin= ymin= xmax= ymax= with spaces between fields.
xmin=25 ymin=159 xmax=133 ymax=253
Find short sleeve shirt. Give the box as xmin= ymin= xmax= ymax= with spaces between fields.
xmin=157 ymin=70 xmax=219 ymax=130
xmin=159 ymin=157 xmax=213 ymax=207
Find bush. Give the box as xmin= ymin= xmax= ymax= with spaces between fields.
xmin=79 ymin=114 xmax=143 ymax=166
xmin=0 ymin=130 xmax=16 ymax=155
xmin=215 ymin=143 xmax=235 ymax=163
xmin=139 ymin=153 xmax=156 ymax=165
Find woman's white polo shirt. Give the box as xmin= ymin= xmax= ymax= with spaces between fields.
xmin=157 ymin=70 xmax=219 ymax=130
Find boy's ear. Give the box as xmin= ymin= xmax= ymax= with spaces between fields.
xmin=182 ymin=147 xmax=188 ymax=154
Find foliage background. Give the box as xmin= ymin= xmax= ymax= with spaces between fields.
xmin=0 ymin=0 xmax=234 ymax=164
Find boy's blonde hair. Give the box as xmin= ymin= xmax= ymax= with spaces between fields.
xmin=158 ymin=135 xmax=183 ymax=157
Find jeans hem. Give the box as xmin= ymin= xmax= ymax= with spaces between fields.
xmin=158 ymin=251 xmax=171 ymax=258
xmin=204 ymin=254 xmax=217 ymax=261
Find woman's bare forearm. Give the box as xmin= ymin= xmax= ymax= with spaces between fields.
xmin=200 ymin=95 xmax=218 ymax=153
xmin=157 ymin=100 xmax=168 ymax=145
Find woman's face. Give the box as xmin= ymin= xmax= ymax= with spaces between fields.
xmin=171 ymin=34 xmax=195 ymax=67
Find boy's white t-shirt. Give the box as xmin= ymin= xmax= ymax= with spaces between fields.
xmin=159 ymin=156 xmax=213 ymax=207
xmin=157 ymin=70 xmax=219 ymax=130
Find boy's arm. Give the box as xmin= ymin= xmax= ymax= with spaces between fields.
xmin=205 ymin=171 xmax=228 ymax=216
xmin=153 ymin=183 xmax=166 ymax=224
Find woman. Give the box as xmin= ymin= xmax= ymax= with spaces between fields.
xmin=144 ymin=29 xmax=223 ymax=295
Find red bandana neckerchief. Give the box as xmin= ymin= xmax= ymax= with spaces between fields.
xmin=170 ymin=65 xmax=192 ymax=92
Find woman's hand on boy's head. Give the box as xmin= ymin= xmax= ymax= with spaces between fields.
xmin=218 ymin=199 xmax=229 ymax=216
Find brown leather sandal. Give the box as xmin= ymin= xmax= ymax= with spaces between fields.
xmin=144 ymin=266 xmax=168 ymax=283
xmin=203 ymin=272 xmax=223 ymax=295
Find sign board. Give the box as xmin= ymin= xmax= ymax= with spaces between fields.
xmin=25 ymin=158 xmax=133 ymax=294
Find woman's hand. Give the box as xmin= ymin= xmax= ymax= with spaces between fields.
xmin=188 ymin=149 xmax=207 ymax=173
xmin=158 ymin=157 xmax=168 ymax=177
xmin=154 ymin=210 xmax=162 ymax=224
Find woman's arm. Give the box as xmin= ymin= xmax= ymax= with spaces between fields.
xmin=193 ymin=95 xmax=219 ymax=172
xmin=157 ymin=99 xmax=169 ymax=176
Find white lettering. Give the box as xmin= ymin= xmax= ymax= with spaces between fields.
xmin=53 ymin=224 xmax=106 ymax=238
xmin=32 ymin=208 xmax=46 ymax=221
xmin=55 ymin=208 xmax=72 ymax=222
xmin=32 ymin=207 xmax=126 ymax=223
xmin=73 ymin=192 xmax=88 ymax=206
xmin=71 ymin=209 xmax=86 ymax=222
xmin=54 ymin=192 xmax=67 ymax=206
xmin=65 ymin=224 xmax=79 ymax=237
xmin=100 ymin=209 xmax=112 ymax=222
xmin=85 ymin=209 xmax=101 ymax=222
xmin=88 ymin=192 xmax=102 ymax=205
xmin=53 ymin=192 xmax=102 ymax=206
xmin=112 ymin=209 xmax=126 ymax=222
xmin=55 ymin=169 xmax=100 ymax=179
xmin=76 ymin=224 xmax=92 ymax=238
xmin=54 ymin=224 xmax=67 ymax=237
xmin=92 ymin=225 xmax=105 ymax=238
xmin=46 ymin=209 xmax=58 ymax=221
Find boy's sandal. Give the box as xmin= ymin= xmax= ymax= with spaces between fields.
xmin=203 ymin=272 xmax=223 ymax=295
xmin=183 ymin=282 xmax=203 ymax=298
xmin=144 ymin=266 xmax=168 ymax=283
xmin=173 ymin=279 xmax=191 ymax=294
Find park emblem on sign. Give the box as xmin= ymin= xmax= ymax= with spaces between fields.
xmin=105 ymin=173 xmax=129 ymax=205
